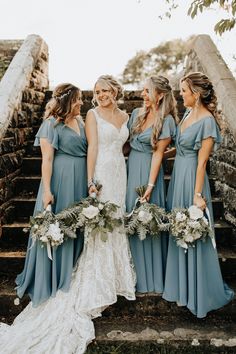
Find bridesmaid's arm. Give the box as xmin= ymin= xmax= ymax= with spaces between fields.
xmin=142 ymin=137 xmax=171 ymax=202
xmin=40 ymin=138 xmax=55 ymax=209
xmin=194 ymin=137 xmax=214 ymax=210
xmin=85 ymin=110 xmax=98 ymax=194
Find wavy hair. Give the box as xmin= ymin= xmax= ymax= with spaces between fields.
xmin=92 ymin=75 xmax=124 ymax=106
xmin=44 ymin=83 xmax=81 ymax=123
xmin=132 ymin=75 xmax=178 ymax=148
xmin=181 ymin=72 xmax=221 ymax=128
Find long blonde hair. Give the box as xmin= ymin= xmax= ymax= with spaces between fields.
xmin=181 ymin=72 xmax=221 ymax=128
xmin=132 ymin=76 xmax=178 ymax=148
xmin=44 ymin=83 xmax=81 ymax=123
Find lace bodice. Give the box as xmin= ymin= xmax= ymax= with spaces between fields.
xmin=93 ymin=109 xmax=129 ymax=209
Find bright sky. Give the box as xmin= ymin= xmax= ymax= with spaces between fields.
xmin=0 ymin=0 xmax=235 ymax=89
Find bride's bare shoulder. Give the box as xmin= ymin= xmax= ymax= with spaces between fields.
xmin=118 ymin=109 xmax=129 ymax=123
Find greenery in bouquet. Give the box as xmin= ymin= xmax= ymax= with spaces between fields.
xmin=168 ymin=205 xmax=214 ymax=250
xmin=28 ymin=205 xmax=77 ymax=249
xmin=75 ymin=196 xmax=123 ymax=242
xmin=125 ymin=185 xmax=169 ymax=240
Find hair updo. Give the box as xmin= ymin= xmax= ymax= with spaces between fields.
xmin=92 ymin=75 xmax=124 ymax=105
xmin=181 ymin=72 xmax=221 ymax=127
xmin=44 ymin=83 xmax=81 ymax=123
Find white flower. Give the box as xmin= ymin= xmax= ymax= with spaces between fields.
xmin=188 ymin=205 xmax=203 ymax=220
xmin=176 ymin=212 xmax=187 ymax=221
xmin=46 ymin=222 xmax=64 ymax=242
xmin=202 ymin=216 xmax=209 ymax=225
xmin=137 ymin=210 xmax=152 ymax=224
xmin=184 ymin=235 xmax=194 ymax=243
xmin=33 ymin=224 xmax=39 ymax=230
xmin=188 ymin=220 xmax=200 ymax=228
xmin=98 ymin=203 xmax=104 ymax=210
xmin=193 ymin=232 xmax=201 ymax=240
xmin=14 ymin=298 xmax=20 ymax=306
xmin=40 ymin=235 xmax=49 ymax=243
xmin=82 ymin=205 xmax=99 ymax=219
xmin=177 ymin=239 xmax=188 ymax=249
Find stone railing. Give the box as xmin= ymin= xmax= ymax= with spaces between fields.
xmin=0 ymin=34 xmax=49 ymax=226
xmin=0 ymin=40 xmax=23 ymax=81
xmin=184 ymin=34 xmax=236 ymax=226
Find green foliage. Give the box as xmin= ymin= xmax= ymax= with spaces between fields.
xmin=161 ymin=0 xmax=236 ymax=35
xmin=122 ymin=38 xmax=190 ymax=85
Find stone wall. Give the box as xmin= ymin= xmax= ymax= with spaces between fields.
xmin=0 ymin=35 xmax=49 ymax=227
xmin=0 ymin=40 xmax=23 ymax=81
xmin=184 ymin=35 xmax=236 ymax=225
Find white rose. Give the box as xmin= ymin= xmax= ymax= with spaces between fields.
xmin=188 ymin=220 xmax=200 ymax=228
xmin=137 ymin=210 xmax=152 ymax=224
xmin=176 ymin=212 xmax=187 ymax=221
xmin=185 ymin=235 xmax=194 ymax=243
xmin=82 ymin=205 xmax=99 ymax=219
xmin=40 ymin=235 xmax=49 ymax=242
xmin=46 ymin=222 xmax=64 ymax=242
xmin=98 ymin=203 xmax=104 ymax=210
xmin=188 ymin=205 xmax=203 ymax=220
xmin=202 ymin=216 xmax=209 ymax=225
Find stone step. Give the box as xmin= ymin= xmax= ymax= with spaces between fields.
xmin=0 ymin=279 xmax=235 ymax=354
xmin=13 ymin=175 xmax=217 ymax=200
xmin=0 ymin=317 xmax=235 ymax=354
xmin=0 ymin=247 xmax=235 ymax=281
xmin=4 ymin=194 xmax=226 ymax=224
xmin=14 ymin=176 xmax=41 ymax=197
xmin=0 ymin=270 xmax=235 ymax=321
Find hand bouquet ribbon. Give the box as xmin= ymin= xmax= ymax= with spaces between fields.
xmin=125 ymin=185 xmax=169 ymax=240
xmin=168 ymin=204 xmax=215 ymax=251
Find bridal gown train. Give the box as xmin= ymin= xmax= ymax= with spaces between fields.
xmin=0 ymin=108 xmax=136 ymax=354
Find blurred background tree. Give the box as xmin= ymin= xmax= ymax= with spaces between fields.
xmin=121 ymin=37 xmax=193 ymax=86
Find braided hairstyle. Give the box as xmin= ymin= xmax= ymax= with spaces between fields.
xmin=44 ymin=83 xmax=81 ymax=123
xmin=181 ymin=72 xmax=221 ymax=128
xmin=132 ymin=75 xmax=178 ymax=149
xmin=92 ymin=75 xmax=124 ymax=106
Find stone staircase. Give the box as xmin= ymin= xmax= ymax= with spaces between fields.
xmin=0 ymin=91 xmax=236 ymax=353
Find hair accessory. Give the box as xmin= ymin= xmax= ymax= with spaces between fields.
xmin=56 ymin=89 xmax=72 ymax=100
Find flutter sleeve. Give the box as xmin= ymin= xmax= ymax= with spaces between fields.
xmin=34 ymin=117 xmax=59 ymax=149
xmin=159 ymin=115 xmax=176 ymax=140
xmin=193 ymin=117 xmax=222 ymax=151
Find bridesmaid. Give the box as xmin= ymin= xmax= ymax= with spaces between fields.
xmin=162 ymin=72 xmax=234 ymax=317
xmin=16 ymin=83 xmax=88 ymax=306
xmin=126 ymin=76 xmax=178 ymax=293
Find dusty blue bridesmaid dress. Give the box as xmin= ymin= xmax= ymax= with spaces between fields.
xmin=16 ymin=117 xmax=87 ymax=307
xmin=126 ymin=108 xmax=176 ymax=293
xmin=162 ymin=113 xmax=234 ymax=318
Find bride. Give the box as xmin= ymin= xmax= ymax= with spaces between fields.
xmin=0 ymin=75 xmax=136 ymax=354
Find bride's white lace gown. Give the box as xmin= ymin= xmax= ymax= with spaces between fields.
xmin=0 ymin=109 xmax=136 ymax=354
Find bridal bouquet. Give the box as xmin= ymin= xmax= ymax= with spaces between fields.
xmin=168 ymin=205 xmax=214 ymax=250
xmin=125 ymin=185 xmax=169 ymax=241
xmin=69 ymin=196 xmax=123 ymax=243
xmin=28 ymin=204 xmax=77 ymax=259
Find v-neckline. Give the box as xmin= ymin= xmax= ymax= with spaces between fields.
xmin=95 ymin=109 xmax=127 ymax=133
xmin=65 ymin=118 xmax=81 ymax=136
xmin=179 ymin=113 xmax=213 ymax=136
